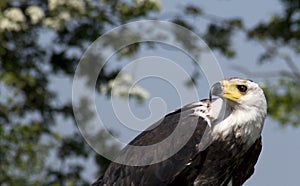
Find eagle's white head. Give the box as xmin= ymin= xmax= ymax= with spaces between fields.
xmin=209 ymin=77 xmax=267 ymax=145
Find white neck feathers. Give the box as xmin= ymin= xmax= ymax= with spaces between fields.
xmin=210 ymin=98 xmax=266 ymax=145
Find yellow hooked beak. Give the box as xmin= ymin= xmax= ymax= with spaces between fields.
xmin=209 ymin=80 xmax=248 ymax=102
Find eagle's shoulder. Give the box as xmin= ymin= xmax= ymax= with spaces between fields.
xmin=129 ymin=99 xmax=213 ymax=146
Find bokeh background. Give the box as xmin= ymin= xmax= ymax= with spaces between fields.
xmin=1 ymin=0 xmax=299 ymax=185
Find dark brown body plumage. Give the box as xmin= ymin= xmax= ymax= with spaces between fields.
xmin=92 ymin=100 xmax=262 ymax=186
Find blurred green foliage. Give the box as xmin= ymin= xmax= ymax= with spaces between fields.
xmin=0 ymin=0 xmax=299 ymax=185
xmin=264 ymin=79 xmax=300 ymax=126
xmin=0 ymin=0 xmax=159 ymax=185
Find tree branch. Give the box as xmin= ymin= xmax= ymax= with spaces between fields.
xmin=232 ymin=64 xmax=300 ymax=82
xmin=256 ymin=40 xmax=300 ymax=78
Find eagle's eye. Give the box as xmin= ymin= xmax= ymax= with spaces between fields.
xmin=237 ymin=85 xmax=247 ymax=92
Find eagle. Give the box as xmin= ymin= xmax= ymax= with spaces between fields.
xmin=92 ymin=77 xmax=267 ymax=186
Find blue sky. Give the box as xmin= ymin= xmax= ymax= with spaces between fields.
xmin=159 ymin=1 xmax=300 ymax=185
xmin=51 ymin=0 xmax=300 ymax=185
